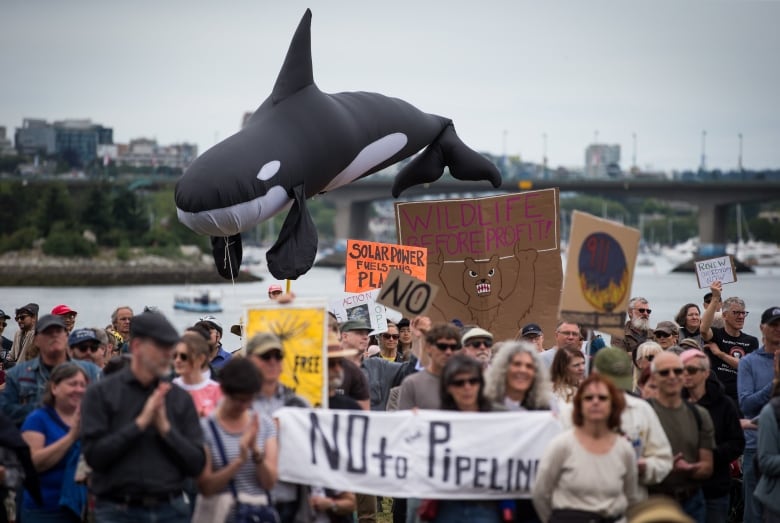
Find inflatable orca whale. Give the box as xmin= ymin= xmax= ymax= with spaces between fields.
xmin=175 ymin=9 xmax=501 ymax=280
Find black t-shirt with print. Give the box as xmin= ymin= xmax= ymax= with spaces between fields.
xmin=707 ymin=327 xmax=759 ymax=401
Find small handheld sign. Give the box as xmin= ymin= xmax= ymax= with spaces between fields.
xmin=377 ymin=269 xmax=439 ymax=319
xmin=694 ymin=255 xmax=737 ymax=288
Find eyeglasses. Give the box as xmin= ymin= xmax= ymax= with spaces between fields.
xmin=449 ymin=377 xmax=480 ymax=387
xmin=654 ymin=332 xmax=673 ymax=338
xmin=467 ymin=340 xmax=493 ymax=349
xmin=15 ymin=314 xmax=30 ymax=321
xmin=434 ymin=342 xmax=461 ymax=352
xmin=381 ymin=334 xmax=399 ymax=340
xmin=683 ymin=366 xmax=704 ymax=374
xmin=74 ymin=344 xmax=101 ymax=353
xmin=656 ymin=367 xmax=684 ymax=377
xmin=582 ymin=394 xmax=610 ymax=402
xmin=644 ymin=354 xmax=655 ymax=362
xmin=634 ymin=308 xmax=652 ymax=314
xmin=730 ymin=311 xmax=749 ymax=317
xmin=173 ymin=352 xmax=189 ymax=361
xmin=259 ymin=351 xmax=283 ymax=361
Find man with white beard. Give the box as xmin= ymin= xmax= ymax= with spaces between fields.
xmin=614 ymin=296 xmax=655 ymax=363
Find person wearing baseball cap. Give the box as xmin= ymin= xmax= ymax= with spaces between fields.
xmin=9 ymin=303 xmax=39 ymax=364
xmin=737 ymin=305 xmax=780 ymax=523
xmin=196 ymin=315 xmax=232 ymax=370
xmin=0 ymin=308 xmax=12 ymax=355
xmin=653 ymin=321 xmax=680 ymax=350
xmin=519 ymin=323 xmax=544 ymax=352
xmin=51 ymin=304 xmax=78 ymax=333
xmin=81 ymin=310 xmax=205 ymax=522
xmin=268 ymin=284 xmax=283 ymax=299
xmin=587 ymin=346 xmax=673 ymax=498
xmin=0 ymin=314 xmax=101 ymax=426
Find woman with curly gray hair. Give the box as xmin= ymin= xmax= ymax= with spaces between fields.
xmin=485 ymin=340 xmax=555 ymax=412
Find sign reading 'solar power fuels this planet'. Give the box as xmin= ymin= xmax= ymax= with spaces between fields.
xmin=174 ymin=9 xmax=501 ymax=281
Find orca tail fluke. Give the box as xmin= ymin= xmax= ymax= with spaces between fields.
xmin=212 ymin=234 xmax=243 ymax=280
xmin=391 ymin=124 xmax=502 ymax=197
xmin=266 ymin=184 xmax=318 ymax=280
xmin=439 ymin=124 xmax=502 ymax=188
xmin=391 ymin=144 xmax=446 ymax=197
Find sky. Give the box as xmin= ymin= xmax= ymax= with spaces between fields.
xmin=1 ymin=0 xmax=778 ymax=172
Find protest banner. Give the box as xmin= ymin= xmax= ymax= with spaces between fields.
xmin=276 ymin=408 xmax=561 ymax=499
xmin=559 ymin=211 xmax=640 ymax=329
xmin=395 ymin=189 xmax=561 ymax=341
xmin=377 ymin=269 xmax=440 ymax=318
xmin=694 ymin=255 xmax=737 ymax=288
xmin=327 ymin=289 xmax=395 ymax=333
xmin=244 ymin=299 xmax=328 ymax=407
xmin=344 ymin=239 xmax=427 ymax=293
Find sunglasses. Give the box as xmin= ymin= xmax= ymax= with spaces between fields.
xmin=449 ymin=377 xmax=480 ymax=387
xmin=645 ymin=354 xmax=655 ymax=362
xmin=467 ymin=340 xmax=493 ymax=349
xmin=435 ymin=342 xmax=461 ymax=352
xmin=381 ymin=334 xmax=399 ymax=340
xmin=635 ymin=308 xmax=652 ymax=314
xmin=656 ymin=367 xmax=684 ymax=377
xmin=173 ymin=352 xmax=189 ymax=361
xmin=15 ymin=314 xmax=30 ymax=321
xmin=74 ymin=344 xmax=101 ymax=353
xmin=683 ymin=366 xmax=704 ymax=374
xmin=654 ymin=332 xmax=672 ymax=338
xmin=583 ymin=394 xmax=609 ymax=402
xmin=259 ymin=351 xmax=283 ymax=361
xmin=0 ymin=322 xmax=6 ymax=328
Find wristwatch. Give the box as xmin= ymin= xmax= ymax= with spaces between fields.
xmin=328 ymin=501 xmax=338 ymax=513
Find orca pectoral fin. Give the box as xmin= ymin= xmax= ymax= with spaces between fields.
xmin=266 ymin=184 xmax=318 ymax=280
xmin=212 ymin=234 xmax=243 ymax=280
xmin=439 ymin=124 xmax=502 ymax=188
xmin=391 ymin=144 xmax=446 ymax=197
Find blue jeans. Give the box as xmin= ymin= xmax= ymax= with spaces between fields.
xmin=680 ymin=489 xmax=706 ymax=523
xmin=21 ymin=507 xmax=80 ymax=523
xmin=94 ymin=496 xmax=190 ymax=523
xmin=743 ymin=448 xmax=764 ymax=523
xmin=705 ymin=493 xmax=730 ymax=523
xmin=432 ymin=500 xmax=500 ymax=523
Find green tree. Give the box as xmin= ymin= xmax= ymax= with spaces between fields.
xmin=81 ymin=183 xmax=114 ymax=240
xmin=111 ymin=186 xmax=149 ymax=241
xmin=34 ymin=183 xmax=74 ymax=237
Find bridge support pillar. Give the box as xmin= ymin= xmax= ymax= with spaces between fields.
xmin=697 ymin=202 xmax=728 ymax=256
xmin=333 ymin=200 xmax=371 ymax=240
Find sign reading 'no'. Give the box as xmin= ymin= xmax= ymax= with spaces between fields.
xmin=377 ymin=269 xmax=439 ymax=319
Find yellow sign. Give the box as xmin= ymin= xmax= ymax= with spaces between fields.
xmin=245 ymin=299 xmax=328 ymax=407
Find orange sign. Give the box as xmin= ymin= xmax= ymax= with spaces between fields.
xmin=344 ymin=239 xmax=427 ymax=293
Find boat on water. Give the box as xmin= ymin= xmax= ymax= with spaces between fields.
xmin=173 ymin=289 xmax=223 ymax=313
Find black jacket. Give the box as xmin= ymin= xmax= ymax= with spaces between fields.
xmin=683 ymin=373 xmax=745 ymax=497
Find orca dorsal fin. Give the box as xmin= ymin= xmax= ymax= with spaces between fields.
xmin=271 ymin=9 xmax=314 ymax=104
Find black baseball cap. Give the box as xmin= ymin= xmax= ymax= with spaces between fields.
xmin=761 ymin=306 xmax=780 ymax=325
xmin=0 ymin=309 xmax=10 ymax=321
xmin=35 ymin=314 xmax=67 ymax=334
xmin=521 ymin=323 xmax=543 ymax=337
xmin=130 ymin=311 xmax=180 ymax=345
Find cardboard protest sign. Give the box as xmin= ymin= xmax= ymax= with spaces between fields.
xmin=395 ymin=189 xmax=561 ymax=341
xmin=559 ymin=211 xmax=640 ymax=329
xmin=694 ymin=255 xmax=737 ymax=288
xmin=344 ymin=239 xmax=427 ymax=293
xmin=277 ymin=408 xmax=561 ymax=499
xmin=377 ymin=269 xmax=440 ymax=318
xmin=560 ymin=211 xmax=640 ymax=329
xmin=327 ymin=289 xmax=394 ymax=333
xmin=244 ymin=299 xmax=328 ymax=407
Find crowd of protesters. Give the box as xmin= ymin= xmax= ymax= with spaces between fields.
xmin=0 ymin=281 xmax=778 ymax=523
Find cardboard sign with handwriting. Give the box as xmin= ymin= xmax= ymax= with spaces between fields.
xmin=377 ymin=269 xmax=439 ymax=319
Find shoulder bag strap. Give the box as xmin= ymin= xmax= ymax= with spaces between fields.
xmin=207 ymin=418 xmax=239 ymax=500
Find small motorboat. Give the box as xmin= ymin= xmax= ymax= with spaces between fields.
xmin=173 ymin=289 xmax=223 ymax=313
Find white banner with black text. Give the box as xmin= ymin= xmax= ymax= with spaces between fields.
xmin=276 ymin=407 xmax=562 ymax=499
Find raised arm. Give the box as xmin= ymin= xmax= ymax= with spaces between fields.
xmin=700 ymin=281 xmax=722 ymax=341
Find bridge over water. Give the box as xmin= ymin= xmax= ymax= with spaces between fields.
xmin=316 ymin=176 xmax=780 ymax=247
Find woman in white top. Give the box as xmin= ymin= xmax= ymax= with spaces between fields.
xmin=173 ymin=332 xmax=222 ymax=417
xmin=550 ymin=349 xmax=585 ymax=404
xmin=533 ymin=374 xmax=641 ymax=523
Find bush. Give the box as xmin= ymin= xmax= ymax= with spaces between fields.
xmin=0 ymin=226 xmax=40 ymax=252
xmin=42 ymin=228 xmax=98 ymax=257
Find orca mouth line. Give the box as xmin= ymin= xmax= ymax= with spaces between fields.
xmin=176 ymin=185 xmax=292 ymax=237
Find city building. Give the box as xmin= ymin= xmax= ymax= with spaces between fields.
xmin=584 ymin=143 xmax=621 ymax=178
xmin=98 ymin=138 xmax=197 ymax=170
xmin=0 ymin=126 xmax=16 ymax=156
xmin=15 ymin=118 xmax=112 ymax=166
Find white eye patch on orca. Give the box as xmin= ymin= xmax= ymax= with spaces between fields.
xmin=257 ymin=160 xmax=281 ymax=181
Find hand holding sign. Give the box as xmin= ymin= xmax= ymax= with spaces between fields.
xmin=695 ymin=255 xmax=737 ymax=288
